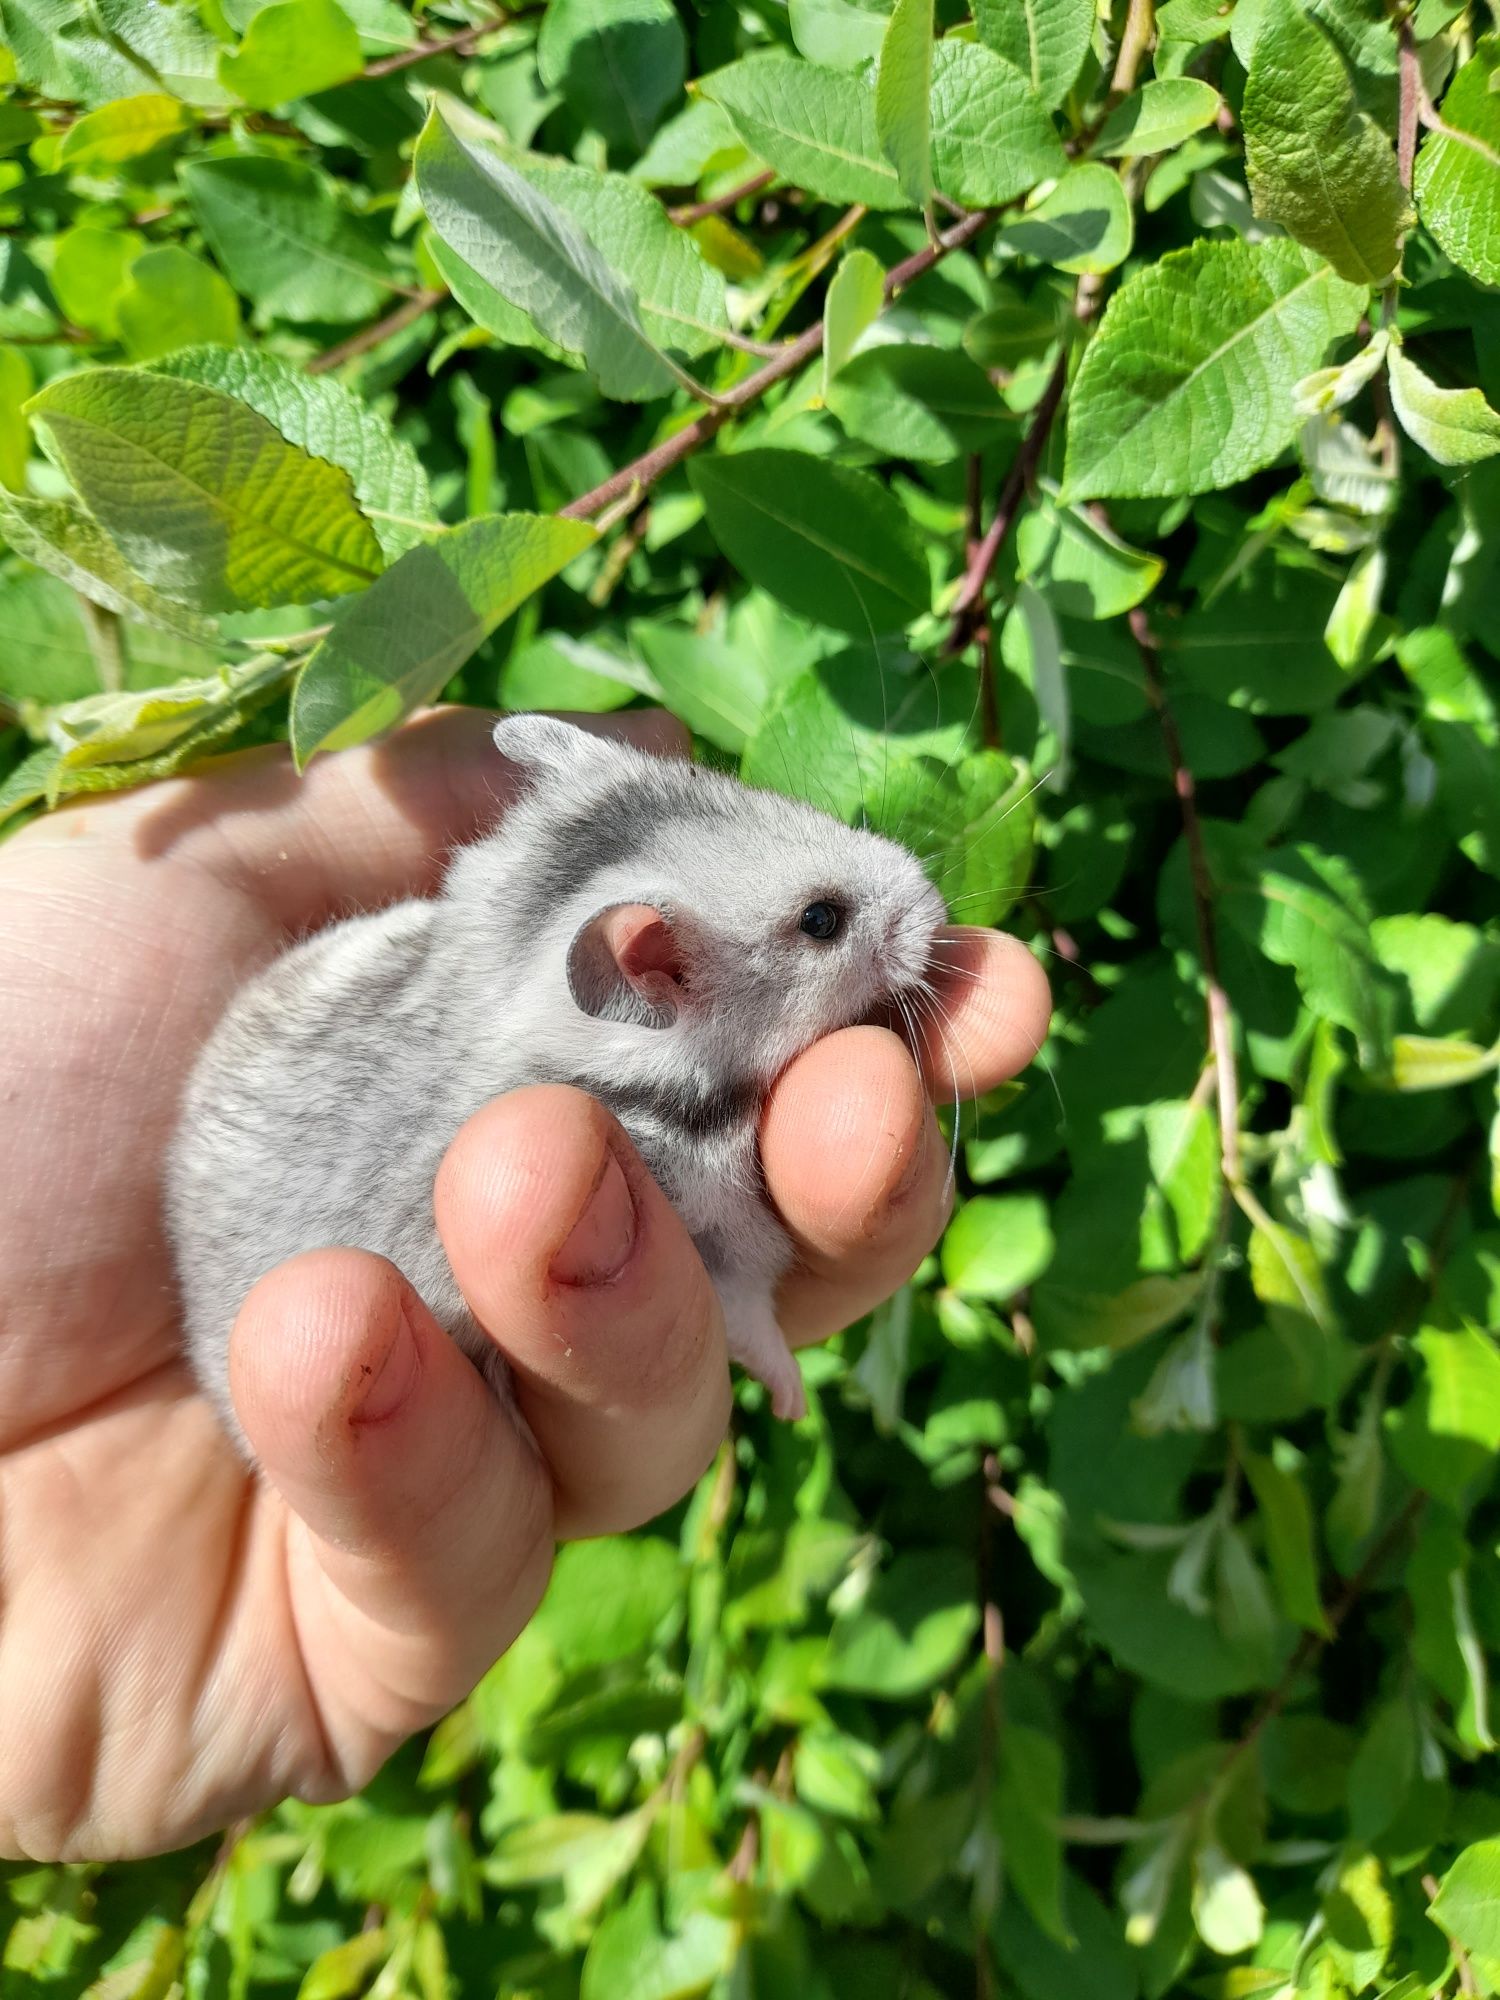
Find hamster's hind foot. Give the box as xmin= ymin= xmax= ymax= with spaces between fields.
xmin=716 ymin=1280 xmax=806 ymax=1422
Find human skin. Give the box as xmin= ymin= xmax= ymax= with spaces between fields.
xmin=0 ymin=707 xmax=1051 ymax=1862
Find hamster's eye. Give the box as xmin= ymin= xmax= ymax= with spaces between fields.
xmin=799 ymin=901 xmax=843 ymax=941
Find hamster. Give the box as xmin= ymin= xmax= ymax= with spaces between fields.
xmin=166 ymin=715 xmax=948 ymax=1449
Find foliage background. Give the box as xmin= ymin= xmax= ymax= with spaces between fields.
xmin=4 ymin=0 xmax=1500 ymax=1993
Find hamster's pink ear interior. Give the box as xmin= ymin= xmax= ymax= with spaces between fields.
xmin=568 ymin=903 xmax=683 ymax=1029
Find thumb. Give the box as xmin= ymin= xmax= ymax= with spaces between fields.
xmin=229 ymin=1248 xmax=554 ymax=1773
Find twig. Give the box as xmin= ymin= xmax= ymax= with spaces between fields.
xmin=667 ymin=168 xmax=775 ymax=227
xmin=946 ymin=268 xmax=1109 ymax=653
xmin=361 ymin=17 xmax=501 ymax=80
xmin=1129 ymin=604 xmax=1241 ymax=1186
xmin=307 ymin=288 xmax=445 ymax=374
xmin=559 ymin=204 xmax=995 ymax=520
xmin=1215 ymin=1492 xmax=1426 ymax=1797
xmin=1108 ymin=0 xmax=1157 ymax=106
xmin=1397 ymin=15 xmax=1421 ymax=191
xmin=945 ymin=345 xmax=1069 ymax=644
xmin=963 ymin=454 xmax=1000 ymax=746
xmin=587 ymin=504 xmax=651 ymax=607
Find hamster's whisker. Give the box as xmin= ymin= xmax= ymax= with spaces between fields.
xmin=905 ymin=975 xmax=963 ymax=1185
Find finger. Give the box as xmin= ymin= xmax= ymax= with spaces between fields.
xmin=231 ymin=1248 xmax=555 ymax=1755
xmin=435 ymin=1086 xmax=731 ymax=1540
xmin=762 ymin=1026 xmax=953 ymax=1346
xmin=916 ymin=928 xmax=1053 ymax=1101
xmin=87 ymin=707 xmax=689 ymax=932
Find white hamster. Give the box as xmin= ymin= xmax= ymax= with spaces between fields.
xmin=166 ymin=715 xmax=947 ymax=1449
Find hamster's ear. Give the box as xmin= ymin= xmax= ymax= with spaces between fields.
xmin=494 ymin=714 xmax=628 ymax=780
xmin=568 ymin=903 xmax=683 ymax=1030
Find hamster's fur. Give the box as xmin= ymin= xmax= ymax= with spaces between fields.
xmin=167 ymin=716 xmax=947 ymax=1448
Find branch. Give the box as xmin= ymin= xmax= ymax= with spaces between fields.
xmin=944 ymin=345 xmax=1068 ymax=645
xmin=1108 ymin=0 xmax=1157 ymax=106
xmin=943 ymin=269 xmax=1107 ymax=651
xmin=1397 ymin=14 xmax=1421 ymax=191
xmin=558 ymin=204 xmax=995 ymax=521
xmin=1128 ymin=603 xmax=1241 ymax=1186
xmin=1214 ymin=1492 xmax=1426 ymax=1795
xmin=307 ymin=288 xmax=445 ymax=374
xmin=667 ymin=168 xmax=775 ymax=227
xmin=361 ymin=16 xmax=503 ymax=80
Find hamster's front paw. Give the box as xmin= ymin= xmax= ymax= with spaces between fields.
xmin=717 ymin=1281 xmax=806 ymax=1422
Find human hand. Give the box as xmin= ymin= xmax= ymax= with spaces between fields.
xmin=0 ymin=709 xmax=1049 ymax=1861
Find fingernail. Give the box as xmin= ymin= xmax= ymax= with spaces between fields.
xmin=551 ymin=1147 xmax=637 ymax=1286
xmin=352 ymin=1307 xmax=419 ymax=1425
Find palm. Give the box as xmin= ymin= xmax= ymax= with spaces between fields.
xmin=0 ymin=712 xmax=1049 ymax=1862
xmin=0 ymin=803 xmax=394 ymax=1855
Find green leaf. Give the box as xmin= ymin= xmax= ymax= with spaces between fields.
xmin=1017 ymin=486 xmax=1164 ymax=619
xmin=182 ymin=156 xmax=394 ymax=326
xmin=55 ymin=91 xmax=194 ymax=168
xmin=500 ymin=151 xmax=731 ymax=361
xmin=1243 ymin=0 xmax=1409 ymax=283
xmin=28 ymin=369 xmax=383 ymax=613
xmin=884 ymin=746 xmax=1036 ymax=925
xmin=579 ymin=1884 xmax=732 ymax=2000
xmin=789 ymin=0 xmax=888 ymax=71
xmin=485 ymin=1809 xmax=653 ymax=1914
xmin=1193 ymin=1841 xmax=1265 ymax=1957
xmin=115 ymin=249 xmax=240 ymax=364
xmin=0 ymin=490 xmax=216 ymax=640
xmin=1097 ymin=79 xmax=1223 ymax=158
xmin=1388 ymin=338 xmax=1500 ymax=466
xmin=218 ymin=0 xmax=361 ymax=109
xmin=929 ymin=40 xmax=1069 ymax=208
xmin=0 ymin=240 xmax=60 ymax=341
xmin=1242 ymin=1444 xmax=1330 ymax=1637
xmin=941 ymin=1192 xmax=1055 ymax=1298
xmin=1390 ymin=1033 xmax=1499 ymax=1091
xmin=1431 ymin=1841 xmax=1500 ymax=1963
xmin=1251 ymin=848 xmax=1396 ymax=1068
xmin=29 ymin=654 xmax=291 ymax=802
xmin=93 ymin=0 xmax=230 ymax=108
xmin=1248 ymin=1214 xmax=1333 ymax=1334
xmin=689 ymin=449 xmax=929 ymax=635
xmin=1389 ymin=1325 xmax=1500 ymax=1510
xmin=995 ymin=161 xmax=1134 ymax=275
xmin=290 ymin=512 xmax=595 ymax=763
xmin=0 ymin=742 xmax=64 ymax=828
xmin=414 ymin=109 xmax=680 ymax=402
xmin=740 ymin=644 xmax=972 ymax=816
xmin=50 ymin=225 xmax=141 ymax=341
xmin=828 ymin=343 xmax=1002 ymax=463
xmin=700 ymin=55 xmax=906 ymax=210
xmin=823 ymin=1550 xmax=981 ymax=1697
xmin=0 ymin=342 xmax=31 ymax=492
xmin=1414 ymin=35 xmax=1500 ymax=290
xmin=629 ymin=618 xmax=768 ymax=754
xmin=1064 ymin=238 xmax=1368 ymax=500
xmin=974 ymin=0 xmax=1092 ymax=108
xmin=150 ymin=346 xmax=436 ymax=562
xmin=875 ymin=0 xmax=931 ymax=210
xmin=996 ymin=1726 xmax=1070 ymax=1943
xmin=536 ymin=0 xmax=686 ymax=152
xmin=1172 ymin=560 xmax=1351 ymax=715
xmin=425 ymin=232 xmax=573 ymax=364
xmin=822 ymin=246 xmax=885 ymax=395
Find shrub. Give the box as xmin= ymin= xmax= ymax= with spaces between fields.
xmin=3 ymin=0 xmax=1500 ymax=1993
